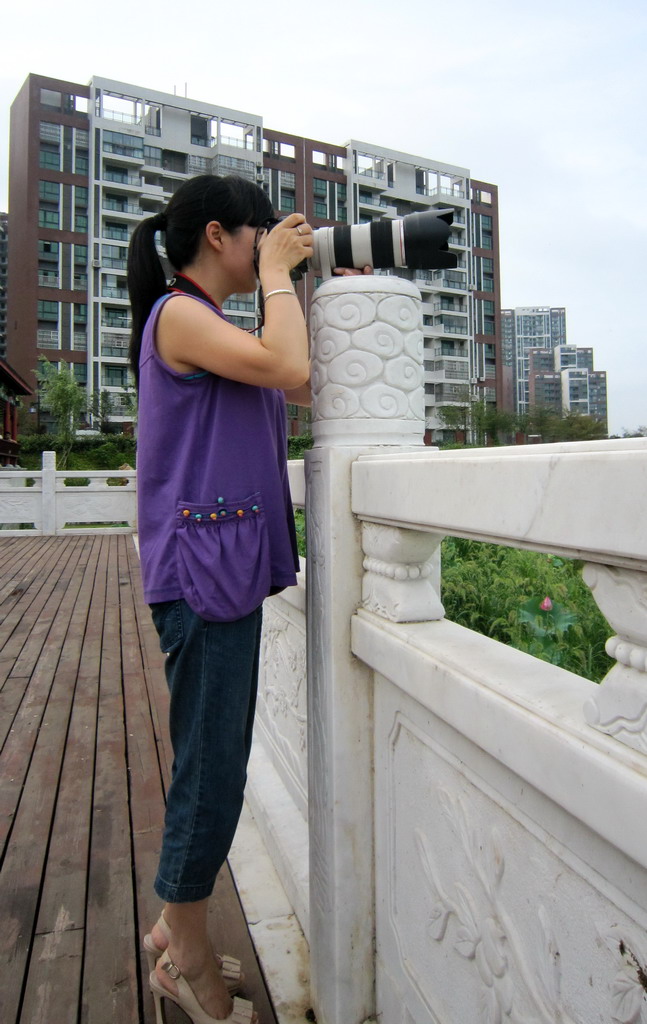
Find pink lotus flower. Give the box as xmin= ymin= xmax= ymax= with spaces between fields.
xmin=539 ymin=596 xmax=553 ymax=611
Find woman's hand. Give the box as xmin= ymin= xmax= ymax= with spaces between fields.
xmin=333 ymin=266 xmax=373 ymax=276
xmin=258 ymin=213 xmax=314 ymax=276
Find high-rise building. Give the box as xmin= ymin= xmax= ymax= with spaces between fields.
xmin=525 ymin=340 xmax=607 ymax=427
xmin=501 ymin=306 xmax=567 ymax=416
xmin=0 ymin=212 xmax=7 ymax=358
xmin=7 ymin=74 xmax=503 ymax=441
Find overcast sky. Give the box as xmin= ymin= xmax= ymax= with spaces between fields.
xmin=1 ymin=0 xmax=645 ymax=433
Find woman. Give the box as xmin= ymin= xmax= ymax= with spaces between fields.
xmin=128 ymin=173 xmax=313 ymax=1024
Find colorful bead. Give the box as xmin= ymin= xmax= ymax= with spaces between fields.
xmin=251 ymin=504 xmax=259 ymax=511
xmin=219 ymin=509 xmax=227 ymax=516
xmin=237 ymin=509 xmax=244 ymax=517
xmin=210 ymin=513 xmax=217 ymax=520
xmin=217 ymin=496 xmax=224 ymax=503
xmin=182 ymin=509 xmax=190 ymax=517
xmin=195 ymin=513 xmax=202 ymax=520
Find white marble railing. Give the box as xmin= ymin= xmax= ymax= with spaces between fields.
xmin=249 ymin=276 xmax=647 ymax=1024
xmin=0 ymin=451 xmax=136 ymax=534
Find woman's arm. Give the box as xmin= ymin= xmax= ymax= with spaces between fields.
xmin=283 ymin=381 xmax=312 ymax=406
xmin=156 ymin=215 xmax=313 ymax=390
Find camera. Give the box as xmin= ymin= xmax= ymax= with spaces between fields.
xmin=290 ymin=208 xmax=458 ymax=280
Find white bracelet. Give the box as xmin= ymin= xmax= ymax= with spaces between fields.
xmin=264 ymin=289 xmax=297 ymax=300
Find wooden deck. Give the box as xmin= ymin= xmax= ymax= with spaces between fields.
xmin=0 ymin=535 xmax=278 ymax=1024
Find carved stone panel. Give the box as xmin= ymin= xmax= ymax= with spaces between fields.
xmin=257 ymin=595 xmax=308 ymax=818
xmin=374 ymin=683 xmax=647 ymax=1024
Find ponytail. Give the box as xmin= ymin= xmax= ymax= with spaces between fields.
xmin=127 ymin=175 xmax=273 ymax=388
xmin=127 ymin=212 xmax=168 ymax=386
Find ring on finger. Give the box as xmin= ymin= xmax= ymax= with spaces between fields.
xmin=296 ymin=225 xmax=303 ymax=235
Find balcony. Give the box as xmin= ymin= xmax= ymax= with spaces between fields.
xmin=102 ymin=199 xmax=144 ymax=216
xmin=103 ymin=170 xmax=141 ymax=187
xmin=416 ymin=185 xmax=466 ymax=199
xmin=37 ymin=329 xmax=59 ymax=348
xmin=101 ymin=287 xmax=129 ymax=300
xmin=101 ymin=316 xmax=132 ymax=330
xmin=38 ymin=272 xmax=59 ymax=288
xmin=357 ymin=193 xmax=388 ymax=208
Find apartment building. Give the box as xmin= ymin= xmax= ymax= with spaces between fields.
xmin=526 ymin=341 xmax=608 ymax=427
xmin=8 ymin=74 xmax=503 ymax=440
xmin=0 ymin=213 xmax=7 ymax=359
xmin=501 ymin=306 xmax=567 ymax=416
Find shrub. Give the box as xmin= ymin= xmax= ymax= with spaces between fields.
xmin=440 ymin=538 xmax=613 ymax=682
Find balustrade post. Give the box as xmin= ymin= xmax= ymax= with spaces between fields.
xmin=583 ymin=563 xmax=647 ymax=754
xmin=305 ymin=275 xmax=424 ymax=1024
xmin=41 ymin=450 xmax=56 ymax=535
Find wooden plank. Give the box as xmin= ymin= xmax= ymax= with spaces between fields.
xmin=125 ymin=539 xmax=173 ymax=786
xmin=0 ymin=538 xmax=82 ymax=688
xmin=18 ymin=928 xmax=84 ymax=1024
xmin=32 ymin=537 xmax=102 ymax=932
xmin=118 ymin=539 xmax=167 ymax=1024
xmin=0 ymin=558 xmax=96 ymax=1023
xmin=0 ymin=537 xmax=99 ymax=1022
xmin=0 ymin=538 xmax=89 ymax=853
xmin=81 ymin=537 xmax=139 ymax=1024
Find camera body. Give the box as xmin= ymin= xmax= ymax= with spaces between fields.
xmin=283 ymin=208 xmax=458 ymax=281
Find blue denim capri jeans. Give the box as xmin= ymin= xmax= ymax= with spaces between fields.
xmin=150 ymin=598 xmax=263 ymax=903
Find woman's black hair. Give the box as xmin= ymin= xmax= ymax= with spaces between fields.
xmin=127 ymin=174 xmax=274 ymax=385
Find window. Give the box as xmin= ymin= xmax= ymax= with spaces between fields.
xmin=75 ymin=151 xmax=89 ymax=174
xmin=40 ymin=89 xmax=62 ymax=109
xmin=38 ymin=208 xmax=60 ymax=228
xmin=74 ymin=303 xmax=88 ymax=324
xmin=38 ymin=300 xmax=59 ymax=321
xmin=39 ymin=180 xmax=59 ymax=201
xmin=74 ymin=244 xmax=88 ymax=265
xmin=280 ymin=194 xmax=296 ymax=213
xmin=73 ymin=363 xmax=88 ymax=383
xmin=75 ymin=186 xmax=88 ymax=206
xmin=312 ymin=150 xmax=326 ymax=166
xmin=313 ymin=178 xmax=327 ymax=196
xmin=144 ymin=145 xmax=162 ymax=166
xmin=75 ymin=213 xmax=88 ymax=232
xmin=102 ymin=365 xmax=130 ymax=387
xmin=39 ymin=144 xmax=60 ymax=170
xmin=103 ymin=130 xmax=144 ymax=159
xmin=314 ymin=202 xmax=328 ymax=219
xmin=39 ymin=240 xmax=59 ymax=261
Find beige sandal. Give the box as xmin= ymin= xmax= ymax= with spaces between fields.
xmin=150 ymin=951 xmax=256 ymax=1024
xmin=143 ymin=912 xmax=244 ymax=995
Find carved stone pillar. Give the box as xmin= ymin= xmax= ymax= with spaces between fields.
xmin=582 ymin=563 xmax=647 ymax=754
xmin=310 ymin=275 xmax=425 ymax=447
xmin=305 ymin=275 xmax=424 ymax=1024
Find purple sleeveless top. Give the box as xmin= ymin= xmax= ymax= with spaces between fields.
xmin=137 ymin=293 xmax=299 ymax=620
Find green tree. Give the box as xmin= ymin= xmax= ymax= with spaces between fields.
xmin=91 ymin=389 xmax=114 ymax=433
xmin=34 ymin=358 xmax=86 ymax=468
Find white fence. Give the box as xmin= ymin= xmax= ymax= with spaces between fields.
xmin=0 ymin=451 xmax=136 ymax=535
xmin=251 ymin=439 xmax=647 ymax=1024
xmin=248 ymin=277 xmax=647 ymax=1024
